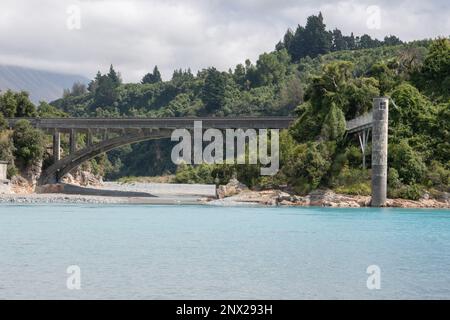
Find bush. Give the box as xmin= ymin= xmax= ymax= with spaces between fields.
xmin=332 ymin=167 xmax=371 ymax=195
xmin=174 ymin=163 xmax=216 ymax=184
xmin=281 ymin=140 xmax=335 ymax=194
xmin=389 ymin=140 xmax=427 ymax=184
xmin=387 ymin=168 xmax=402 ymax=189
xmin=0 ymin=113 xmax=7 ymax=131
xmin=335 ymin=182 xmax=371 ymax=196
xmin=12 ymin=119 xmax=45 ymax=166
xmin=0 ymin=130 xmax=17 ymax=178
xmin=425 ymin=161 xmax=450 ymax=191
xmin=388 ymin=183 xmax=424 ymax=200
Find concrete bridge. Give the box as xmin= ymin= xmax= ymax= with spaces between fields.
xmin=6 ymin=98 xmax=389 ymax=206
xmin=7 ymin=117 xmax=295 ymax=185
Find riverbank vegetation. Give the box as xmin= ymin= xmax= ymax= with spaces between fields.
xmin=0 ymin=13 xmax=448 ymax=199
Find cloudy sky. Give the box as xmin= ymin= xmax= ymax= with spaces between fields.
xmin=0 ymin=0 xmax=448 ymax=82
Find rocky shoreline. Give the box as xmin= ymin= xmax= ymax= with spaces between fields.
xmin=211 ymin=179 xmax=450 ymax=209
xmin=0 ymin=178 xmax=448 ymax=208
xmin=209 ymin=189 xmax=449 ymax=209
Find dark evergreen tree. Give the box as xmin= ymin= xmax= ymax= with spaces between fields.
xmin=287 ymin=13 xmax=332 ymax=60
xmin=343 ymin=32 xmax=356 ymax=50
xmin=88 ymin=71 xmax=102 ymax=92
xmin=107 ymin=64 xmax=121 ymax=87
xmin=14 ymin=91 xmax=37 ymax=117
xmin=142 ymin=65 xmax=163 ymax=84
xmin=201 ymin=67 xmax=227 ymax=114
xmin=383 ymin=35 xmax=402 ymax=46
xmin=332 ymin=28 xmax=347 ymax=51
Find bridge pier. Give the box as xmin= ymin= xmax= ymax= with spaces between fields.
xmin=69 ymin=129 xmax=77 ymax=154
xmin=52 ymin=132 xmax=61 ymax=163
xmin=87 ymin=130 xmax=93 ymax=146
xmin=371 ymin=97 xmax=389 ymax=207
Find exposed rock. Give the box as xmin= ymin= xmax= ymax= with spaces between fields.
xmin=386 ymin=198 xmax=449 ymax=209
xmin=10 ymin=175 xmax=33 ymax=194
xmin=210 ymin=186 xmax=449 ymax=209
xmin=217 ymin=178 xmax=248 ymax=199
xmin=61 ymin=173 xmax=77 ymax=185
xmin=61 ymin=170 xmax=103 ymax=187
xmin=16 ymin=160 xmax=43 ymax=189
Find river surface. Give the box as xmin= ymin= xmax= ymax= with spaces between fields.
xmin=0 ymin=204 xmax=449 ymax=299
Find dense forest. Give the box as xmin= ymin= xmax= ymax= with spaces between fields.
xmin=0 ymin=13 xmax=449 ymax=199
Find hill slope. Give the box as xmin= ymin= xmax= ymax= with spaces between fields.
xmin=0 ymin=65 xmax=89 ymax=104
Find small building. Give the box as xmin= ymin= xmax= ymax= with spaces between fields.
xmin=0 ymin=161 xmax=8 ymax=182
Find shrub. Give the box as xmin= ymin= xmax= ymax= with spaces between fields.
xmin=0 ymin=113 xmax=7 ymax=131
xmin=389 ymin=140 xmax=426 ymax=184
xmin=425 ymin=161 xmax=450 ymax=191
xmin=389 ymin=184 xmax=424 ymax=201
xmin=12 ymin=119 xmax=45 ymax=166
xmin=335 ymin=182 xmax=371 ymax=196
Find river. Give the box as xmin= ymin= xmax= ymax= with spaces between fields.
xmin=0 ymin=204 xmax=449 ymax=299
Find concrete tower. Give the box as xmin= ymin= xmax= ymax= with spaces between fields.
xmin=371 ymin=97 xmax=389 ymax=207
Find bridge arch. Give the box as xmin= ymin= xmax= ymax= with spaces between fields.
xmin=39 ymin=129 xmax=172 ymax=185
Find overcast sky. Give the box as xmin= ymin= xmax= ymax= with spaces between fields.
xmin=0 ymin=0 xmax=448 ymax=82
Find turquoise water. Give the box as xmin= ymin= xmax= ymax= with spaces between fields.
xmin=0 ymin=204 xmax=449 ymax=299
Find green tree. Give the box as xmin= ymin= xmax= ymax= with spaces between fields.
xmin=201 ymin=67 xmax=227 ymax=113
xmin=107 ymin=64 xmax=121 ymax=87
xmin=37 ymin=102 xmax=68 ymax=118
xmin=390 ymin=83 xmax=433 ymax=135
xmin=389 ymin=140 xmax=427 ymax=184
xmin=367 ymin=62 xmax=397 ymax=95
xmin=383 ymin=35 xmax=402 ymax=46
xmin=93 ymin=74 xmax=119 ymax=108
xmin=331 ymin=28 xmax=347 ymax=51
xmin=0 ymin=112 xmax=7 ymax=130
xmin=142 ymin=65 xmax=163 ymax=84
xmin=0 ymin=90 xmax=17 ymax=117
xmin=255 ymin=50 xmax=290 ymax=86
xmin=291 ymin=61 xmax=379 ymax=142
xmin=414 ymin=38 xmax=450 ymax=99
xmin=12 ymin=119 xmax=45 ymax=166
xmin=288 ymin=13 xmax=332 ymax=60
xmin=320 ymin=103 xmax=346 ymax=141
xmin=14 ymin=91 xmax=37 ymax=117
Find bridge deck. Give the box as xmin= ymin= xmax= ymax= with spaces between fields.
xmin=7 ymin=117 xmax=295 ymax=132
xmin=8 ymin=114 xmax=372 ymax=133
xmin=346 ymin=112 xmax=373 ymax=133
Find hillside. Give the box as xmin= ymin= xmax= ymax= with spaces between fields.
xmin=0 ymin=65 xmax=89 ymax=104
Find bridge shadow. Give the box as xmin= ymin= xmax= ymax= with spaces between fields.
xmin=57 ymin=183 xmax=157 ymax=198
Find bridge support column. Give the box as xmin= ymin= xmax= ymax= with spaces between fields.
xmin=102 ymin=129 xmax=108 ymax=141
xmin=371 ymin=97 xmax=389 ymax=207
xmin=358 ymin=128 xmax=370 ymax=169
xmin=53 ymin=132 xmax=61 ymax=163
xmin=69 ymin=129 xmax=77 ymax=154
xmin=87 ymin=130 xmax=93 ymax=146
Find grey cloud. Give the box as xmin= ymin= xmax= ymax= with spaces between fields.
xmin=0 ymin=0 xmax=448 ymax=82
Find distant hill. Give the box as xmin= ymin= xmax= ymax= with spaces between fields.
xmin=0 ymin=65 xmax=89 ymax=104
